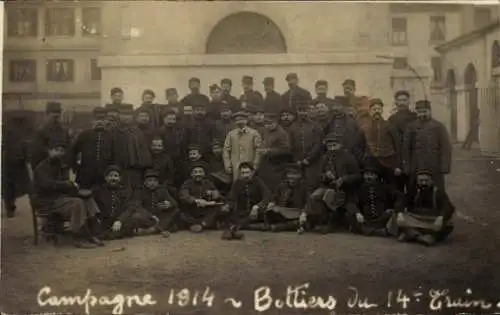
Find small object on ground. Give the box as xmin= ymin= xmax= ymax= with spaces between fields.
xmin=110 ymin=246 xmax=126 ymax=252
xmin=297 ymin=226 xmax=305 ymax=234
xmin=221 ymin=230 xmax=233 ymax=240
xmin=190 ymin=224 xmax=203 ymax=233
xmin=160 ymin=231 xmax=171 ymax=238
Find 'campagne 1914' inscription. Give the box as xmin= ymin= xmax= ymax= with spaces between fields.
xmin=36 ymin=284 xmax=500 ymax=314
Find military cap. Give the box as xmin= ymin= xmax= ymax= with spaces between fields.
xmin=104 ymin=164 xmax=121 ymax=175
xmin=415 ymin=100 xmax=431 ymax=109
xmin=92 ymin=107 xmax=107 ymax=119
xmin=165 ymin=88 xmax=178 ymax=97
xmin=212 ymin=139 xmax=222 ymax=147
xmin=264 ymin=112 xmax=278 ymax=122
xmin=119 ymin=103 xmax=134 ymax=114
xmin=362 ymin=158 xmax=381 ymax=175
xmin=285 ymin=73 xmax=298 ymax=81
xmin=242 ymin=75 xmax=254 ymax=83
xmin=210 ymin=84 xmax=222 ymax=93
xmin=47 ymin=139 xmax=67 ymax=149
xmin=188 ymin=144 xmax=201 ymax=151
xmin=248 ymin=105 xmax=264 ymax=114
xmin=279 ymin=107 xmax=295 ymax=114
xmin=285 ymin=163 xmax=302 ymax=174
xmin=144 ymin=169 xmax=160 ymax=179
xmin=221 ymin=78 xmax=232 ymax=85
xmin=189 ymin=77 xmax=200 ymax=83
xmin=110 ymin=87 xmax=123 ymax=96
xmin=417 ymin=169 xmax=433 ymax=176
xmin=190 ymin=161 xmax=208 ymax=171
xmin=238 ymin=161 xmax=254 ymax=170
xmin=342 ymin=79 xmax=356 ymax=87
xmin=192 ymin=102 xmax=206 ymax=109
xmin=263 ymin=77 xmax=274 ymax=85
xmin=394 ymin=90 xmax=410 ymax=99
xmin=46 ymin=101 xmax=62 ymax=113
xmin=233 ymin=111 xmax=249 ymax=119
xmin=105 ymin=103 xmax=120 ymax=113
xmin=315 ymin=80 xmax=328 ymax=88
xmin=324 ymin=132 xmax=342 ymax=143
xmin=161 ymin=107 xmax=177 ymax=117
xmin=142 ymin=89 xmax=155 ymax=98
xmin=370 ymin=98 xmax=384 ymax=107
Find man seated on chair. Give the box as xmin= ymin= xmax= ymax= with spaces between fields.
xmin=179 ymin=161 xmax=224 ymax=233
xmin=221 ymin=162 xmax=272 ymax=240
xmin=265 ymin=163 xmax=308 ymax=232
xmin=32 ymin=140 xmax=103 ymax=248
xmin=300 ymin=133 xmax=360 ymax=233
xmin=93 ymin=165 xmax=139 ymax=240
xmin=396 ymin=169 xmax=455 ymax=246
xmin=346 ymin=160 xmax=404 ymax=237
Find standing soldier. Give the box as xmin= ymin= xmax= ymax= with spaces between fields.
xmin=342 ymin=79 xmax=371 ymax=131
xmin=403 ymin=100 xmax=452 ymax=200
xmin=185 ymin=103 xmax=215 ymax=157
xmin=70 ymin=107 xmax=113 ymax=189
xmin=106 ymin=87 xmax=128 ymax=106
xmin=289 ymin=103 xmax=323 ymax=193
xmin=312 ymin=80 xmax=336 ymax=109
xmin=263 ymin=77 xmax=282 ymax=113
xmin=208 ymin=84 xmax=227 ymax=121
xmin=281 ymin=73 xmax=312 ymax=113
xmin=314 ymin=101 xmax=332 ymax=134
xmin=181 ymin=77 xmax=210 ymax=108
xmin=279 ymin=107 xmax=296 ymax=134
xmin=388 ymin=90 xmax=417 ymax=193
xmin=258 ymin=113 xmax=292 ymax=191
xmin=159 ymin=109 xmax=187 ymax=188
xmin=363 ymin=99 xmax=402 ymax=186
xmin=220 ymin=78 xmax=241 ymax=112
xmin=248 ymin=105 xmax=266 ymax=138
xmin=164 ymin=88 xmax=183 ymax=116
xmin=135 ymin=107 xmax=156 ymax=146
xmin=240 ymin=75 xmax=264 ymax=111
xmin=223 ymin=112 xmax=262 ymax=181
xmin=214 ymin=104 xmax=235 ymax=144
xmin=138 ymin=89 xmax=162 ymax=130
xmin=29 ymin=102 xmax=71 ymax=169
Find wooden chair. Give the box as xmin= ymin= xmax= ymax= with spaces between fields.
xmin=29 ymin=193 xmax=66 ymax=246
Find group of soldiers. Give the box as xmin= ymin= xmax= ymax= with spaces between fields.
xmin=1 ymin=73 xmax=454 ymax=249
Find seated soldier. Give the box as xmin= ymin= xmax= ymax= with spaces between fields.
xmin=32 ymin=141 xmax=103 ymax=248
xmin=300 ymin=133 xmax=360 ymax=233
xmin=149 ymin=136 xmax=176 ymax=197
xmin=136 ymin=169 xmax=180 ymax=237
xmin=207 ymin=140 xmax=232 ymax=195
xmin=221 ymin=162 xmax=272 ymax=240
xmin=396 ymin=170 xmax=455 ymax=246
xmin=93 ymin=165 xmax=139 ymax=240
xmin=179 ymin=162 xmax=224 ymax=233
xmin=346 ymin=162 xmax=404 ymax=237
xmin=265 ymin=163 xmax=308 ymax=232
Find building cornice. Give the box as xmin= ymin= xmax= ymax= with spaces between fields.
xmin=436 ymin=20 xmax=500 ymax=53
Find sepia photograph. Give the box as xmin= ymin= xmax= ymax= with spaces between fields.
xmin=1 ymin=0 xmax=499 ymax=314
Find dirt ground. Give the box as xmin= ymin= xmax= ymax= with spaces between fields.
xmin=1 ymin=149 xmax=500 ymax=315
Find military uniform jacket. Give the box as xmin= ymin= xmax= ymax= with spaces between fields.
xmin=222 ymin=94 xmax=241 ymax=113
xmin=312 ymin=96 xmax=336 ymax=109
xmin=179 ymin=178 xmax=219 ymax=206
xmin=402 ymin=118 xmax=452 ymax=175
xmin=325 ymin=114 xmax=366 ymax=162
xmin=151 ymin=152 xmax=175 ymax=186
xmin=29 ymin=122 xmax=71 ymax=168
xmin=159 ymin=124 xmax=187 ymax=160
xmin=32 ymin=158 xmax=76 ymax=214
xmin=226 ymin=177 xmax=272 ymax=215
xmin=249 ymin=122 xmax=266 ymax=138
xmin=281 ymin=86 xmax=313 ymax=113
xmin=261 ymin=125 xmax=291 ymax=165
xmin=214 ymin=119 xmax=236 ymax=144
xmin=318 ymin=149 xmax=360 ymax=189
xmin=364 ymin=119 xmax=401 ymax=162
xmin=110 ymin=124 xmax=152 ymax=169
xmin=181 ymin=93 xmax=210 ymax=107
xmin=409 ymin=186 xmax=455 ymax=220
xmin=70 ymin=127 xmax=113 ymax=187
xmin=273 ymin=181 xmax=308 ymax=209
xmin=289 ymin=119 xmax=322 ymax=163
xmin=93 ymin=183 xmax=138 ymax=224
xmin=239 ymin=90 xmax=264 ymax=110
xmin=264 ymin=90 xmax=283 ymax=112
xmin=388 ymin=109 xmax=417 ymax=143
xmin=140 ymin=186 xmax=178 ymax=215
xmin=138 ymin=103 xmax=162 ymax=129
xmin=355 ymin=182 xmax=404 ymax=221
xmin=185 ymin=118 xmax=216 ymax=155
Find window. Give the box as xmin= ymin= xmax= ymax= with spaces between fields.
xmin=82 ymin=7 xmax=101 ymax=36
xmin=474 ymin=8 xmax=492 ymax=29
xmin=391 ymin=18 xmax=407 ymax=46
xmin=9 ymin=60 xmax=37 ymax=82
xmin=493 ymin=41 xmax=500 ymax=69
xmin=431 ymin=57 xmax=443 ymax=82
xmin=45 ymin=8 xmax=75 ymax=36
xmin=393 ymin=57 xmax=408 ymax=70
xmin=90 ymin=59 xmax=101 ymax=81
xmin=7 ymin=8 xmax=38 ymax=37
xmin=47 ymin=59 xmax=74 ymax=82
xmin=430 ymin=16 xmax=446 ymax=42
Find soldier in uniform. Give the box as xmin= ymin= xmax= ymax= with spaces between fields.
xmin=279 ymin=107 xmax=296 ymax=134
xmin=314 ymin=100 xmax=332 ymax=134
xmin=214 ymin=104 xmax=235 ymax=144
xmin=363 ymin=99 xmax=402 ymax=186
xmin=135 ymin=107 xmax=156 ymax=145
xmin=164 ymin=88 xmax=183 ymax=116
xmin=223 ymin=111 xmax=262 ymax=181
xmin=104 ymin=103 xmax=120 ymax=130
xmin=258 ymin=112 xmax=292 ymax=191
xmin=181 ymin=77 xmax=210 ymax=108
xmin=138 ymin=89 xmax=162 ymax=129
xmin=29 ymin=101 xmax=71 ymax=169
xmin=347 ymin=162 xmax=403 ymax=237
xmin=397 ymin=169 xmax=455 ymax=246
xmin=107 ymin=87 xmax=126 ymax=106
xmin=388 ymin=90 xmax=417 ymax=193
xmin=312 ymin=80 xmax=336 ymax=109
xmin=289 ymin=103 xmax=323 ymax=193
xmin=149 ymin=136 xmax=176 ymax=196
xmin=325 ymin=99 xmax=366 ymax=164
xmin=159 ymin=109 xmax=187 ymax=188
xmin=185 ymin=103 xmax=215 ymax=157
xmin=240 ymin=75 xmax=264 ymax=110
xmin=70 ymin=107 xmax=113 ymax=189
xmin=265 ymin=163 xmax=308 ymax=232
xmin=403 ymin=100 xmax=452 ymax=201
xmin=342 ymin=79 xmax=371 ymax=132
xmin=281 ymin=73 xmax=312 ymax=113
xmin=248 ymin=105 xmax=266 ymax=138
xmin=263 ymin=77 xmax=283 ymax=113
xmin=2 ymin=110 xmax=32 ymax=217
xmin=220 ymin=78 xmax=241 ymax=112
xmin=208 ymin=84 xmax=227 ymax=121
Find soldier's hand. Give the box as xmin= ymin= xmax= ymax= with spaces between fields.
xmin=394 ymin=168 xmax=402 ymax=176
xmin=336 ymin=177 xmax=344 ymax=188
xmin=302 ymin=159 xmax=310 ymax=166
xmin=356 ymin=213 xmax=364 ymax=223
xmin=397 ymin=212 xmax=404 ymax=223
xmin=250 ymin=205 xmax=259 ymax=219
xmin=221 ymin=204 xmax=230 ymax=212
xmin=326 ymin=171 xmax=335 ymax=179
xmin=266 ymin=202 xmax=276 ymax=211
xmin=111 ymin=221 xmax=122 ymax=232
xmin=434 ymin=216 xmax=443 ymax=229
xmin=152 ymin=215 xmax=160 ymax=223
xmin=299 ymin=212 xmax=307 ymax=225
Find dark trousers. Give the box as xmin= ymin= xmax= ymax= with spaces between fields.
xmin=180 ymin=206 xmax=220 ymax=228
xmin=122 ymin=168 xmax=144 ymax=193
xmin=264 ymin=211 xmax=298 ymax=231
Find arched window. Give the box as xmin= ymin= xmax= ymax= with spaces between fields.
xmin=492 ymin=40 xmax=500 ymax=69
xmin=206 ymin=12 xmax=287 ymax=54
xmin=464 ymin=63 xmax=479 ymax=142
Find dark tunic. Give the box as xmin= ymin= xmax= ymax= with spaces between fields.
xmin=93 ymin=183 xmax=137 ymax=229
xmin=317 ymin=149 xmax=360 ymax=190
xmin=364 ymin=118 xmax=401 ymax=169
xmin=239 ymin=90 xmax=264 ymax=110
xmin=325 ymin=114 xmax=366 ymax=163
xmin=264 ymin=90 xmax=283 ymax=112
xmin=273 ymin=181 xmax=308 ymax=209
xmin=181 ymin=93 xmax=210 ymax=107
xmin=179 ymin=178 xmax=220 ymax=217
xmin=214 ymin=119 xmax=236 ymax=144
xmin=312 ymin=96 xmax=336 ymax=109
xmin=249 ymin=121 xmax=266 ymax=138
xmin=151 ymin=151 xmax=175 ymax=188
xmin=222 ymin=94 xmax=241 ymax=112
xmin=314 ymin=114 xmax=332 ymax=135
xmin=408 ymin=186 xmax=455 ymax=220
xmin=281 ymin=86 xmax=313 ymax=113
xmin=226 ymin=177 xmax=272 ymax=217
xmin=388 ymin=109 xmax=417 ymax=143
xmin=70 ymin=127 xmax=113 ymax=189
xmin=185 ymin=118 xmax=216 ymax=156
xmin=159 ymin=124 xmax=187 ymax=160
xmin=30 ymin=122 xmax=71 ymax=168
xmin=137 ymin=123 xmax=156 ymax=146
xmin=355 ymin=182 xmax=404 ymax=220
xmin=208 ymin=100 xmax=229 ymax=121
xmin=258 ymin=125 xmax=292 ymax=191
xmin=110 ymin=124 xmax=152 ymax=169
xmin=140 ymin=186 xmax=178 ymax=215
xmin=138 ymin=103 xmax=162 ymax=130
